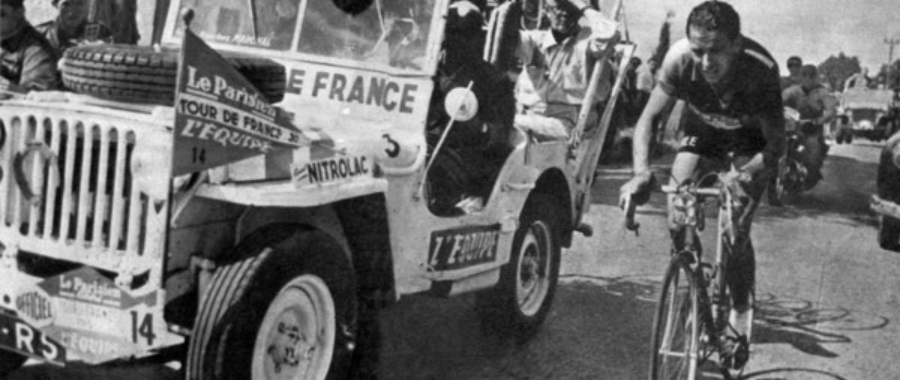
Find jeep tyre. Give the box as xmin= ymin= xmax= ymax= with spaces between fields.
xmin=187 ymin=227 xmax=357 ymax=380
xmin=61 ymin=44 xmax=285 ymax=106
xmin=475 ymin=194 xmax=561 ymax=341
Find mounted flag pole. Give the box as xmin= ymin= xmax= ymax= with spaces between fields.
xmin=172 ymin=9 xmax=309 ymax=176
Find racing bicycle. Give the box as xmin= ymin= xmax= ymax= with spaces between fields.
xmin=625 ymin=171 xmax=754 ymax=380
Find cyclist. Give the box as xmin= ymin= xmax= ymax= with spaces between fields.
xmin=619 ymin=1 xmax=784 ymax=371
xmin=782 ymin=64 xmax=837 ymax=188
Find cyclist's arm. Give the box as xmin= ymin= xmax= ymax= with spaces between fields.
xmin=633 ymin=86 xmax=677 ymax=174
xmin=739 ymin=113 xmax=785 ymax=176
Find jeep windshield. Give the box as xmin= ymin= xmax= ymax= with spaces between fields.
xmin=170 ymin=0 xmax=441 ymax=74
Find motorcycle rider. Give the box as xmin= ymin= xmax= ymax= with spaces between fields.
xmin=782 ymin=64 xmax=837 ymax=187
xmin=780 ymin=55 xmax=802 ymax=89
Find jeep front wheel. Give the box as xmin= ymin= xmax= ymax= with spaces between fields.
xmin=476 ymin=194 xmax=561 ymax=341
xmin=187 ymin=228 xmax=356 ymax=380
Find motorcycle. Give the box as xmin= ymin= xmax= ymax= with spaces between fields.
xmin=768 ymin=108 xmax=822 ymax=205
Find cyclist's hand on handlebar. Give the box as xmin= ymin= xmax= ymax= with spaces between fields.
xmin=619 ymin=170 xmax=657 ymax=209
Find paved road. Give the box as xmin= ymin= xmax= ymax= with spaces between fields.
xmin=11 ymin=141 xmax=900 ymax=380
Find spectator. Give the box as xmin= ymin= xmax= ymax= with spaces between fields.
xmin=0 ymin=0 xmax=59 ymax=92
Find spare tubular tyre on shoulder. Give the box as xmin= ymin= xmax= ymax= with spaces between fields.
xmin=61 ymin=44 xmax=285 ymax=106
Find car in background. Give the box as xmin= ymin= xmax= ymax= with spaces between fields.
xmin=839 ymin=87 xmax=898 ymax=141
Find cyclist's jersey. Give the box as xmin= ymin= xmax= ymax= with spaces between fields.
xmin=658 ymin=36 xmax=783 ymax=132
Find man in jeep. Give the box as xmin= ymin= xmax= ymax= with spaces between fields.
xmin=513 ymin=0 xmax=619 ymax=141
xmin=0 ymin=0 xmax=59 ymax=92
xmin=36 ymin=0 xmax=90 ymax=56
xmin=428 ymin=0 xmax=516 ymax=214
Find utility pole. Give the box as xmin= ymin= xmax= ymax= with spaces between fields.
xmin=886 ymin=37 xmax=900 ymax=89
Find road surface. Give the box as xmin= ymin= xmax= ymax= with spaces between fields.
xmin=10 ymin=141 xmax=899 ymax=380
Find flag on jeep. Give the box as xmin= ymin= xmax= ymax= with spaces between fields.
xmin=172 ymin=28 xmax=309 ymax=176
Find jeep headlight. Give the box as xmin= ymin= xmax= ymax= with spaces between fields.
xmin=130 ymin=141 xmax=171 ymax=200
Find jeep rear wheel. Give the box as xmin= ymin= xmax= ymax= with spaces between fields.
xmin=476 ymin=194 xmax=561 ymax=341
xmin=187 ymin=228 xmax=356 ymax=380
xmin=61 ymin=44 xmax=285 ymax=106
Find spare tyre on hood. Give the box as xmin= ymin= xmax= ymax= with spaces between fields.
xmin=61 ymin=44 xmax=285 ymax=106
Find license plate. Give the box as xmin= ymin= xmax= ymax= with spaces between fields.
xmin=0 ymin=312 xmax=66 ymax=365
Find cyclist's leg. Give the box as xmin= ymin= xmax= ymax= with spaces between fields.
xmin=727 ymin=153 xmax=765 ymax=311
xmin=726 ymin=127 xmax=770 ymax=314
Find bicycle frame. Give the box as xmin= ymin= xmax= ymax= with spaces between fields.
xmin=663 ymin=173 xmax=739 ymax=365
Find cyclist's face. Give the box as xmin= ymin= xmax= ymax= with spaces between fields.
xmin=688 ymin=25 xmax=740 ymax=85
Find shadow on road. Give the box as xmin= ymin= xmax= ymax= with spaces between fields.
xmin=10 ymin=355 xmax=182 ymax=380
xmin=379 ymin=276 xmax=658 ymax=380
xmin=752 ymin=292 xmax=889 ymax=359
xmin=756 ymin=155 xmax=880 ymax=228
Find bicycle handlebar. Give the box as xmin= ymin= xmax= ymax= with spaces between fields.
xmin=660 ymin=185 xmax=721 ymax=196
xmin=623 ymin=172 xmax=737 ymax=236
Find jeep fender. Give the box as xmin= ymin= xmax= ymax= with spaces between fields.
xmin=531 ymin=168 xmax=575 ymax=247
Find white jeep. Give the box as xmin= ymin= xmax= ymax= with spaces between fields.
xmin=0 ymin=0 xmax=633 ymax=378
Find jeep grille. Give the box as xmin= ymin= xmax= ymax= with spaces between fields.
xmin=0 ymin=107 xmax=170 ymax=275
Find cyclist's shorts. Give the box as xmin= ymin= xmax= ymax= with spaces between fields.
xmin=677 ymin=109 xmax=767 ymax=161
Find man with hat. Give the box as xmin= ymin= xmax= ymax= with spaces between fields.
xmin=0 ymin=0 xmax=60 ymax=92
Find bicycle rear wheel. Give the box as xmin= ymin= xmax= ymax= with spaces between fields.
xmin=650 ymin=254 xmax=701 ymax=380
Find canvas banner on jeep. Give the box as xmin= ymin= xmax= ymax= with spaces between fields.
xmin=173 ymin=29 xmax=311 ymax=176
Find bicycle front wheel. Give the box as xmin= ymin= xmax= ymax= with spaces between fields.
xmin=650 ymin=255 xmax=701 ymax=380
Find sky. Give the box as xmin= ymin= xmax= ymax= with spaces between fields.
xmin=622 ymin=0 xmax=900 ymax=75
